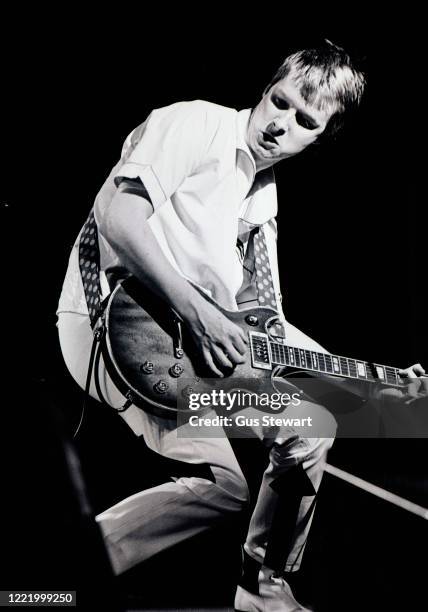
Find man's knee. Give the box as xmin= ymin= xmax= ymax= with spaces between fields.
xmin=305 ymin=435 xmax=335 ymax=463
xmin=299 ymin=406 xmax=337 ymax=465
xmin=269 ymin=431 xmax=336 ymax=470
xmin=180 ymin=466 xmax=250 ymax=515
xmin=213 ymin=466 xmax=250 ymax=512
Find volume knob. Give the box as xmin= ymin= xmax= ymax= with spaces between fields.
xmin=169 ymin=363 xmax=184 ymax=377
xmin=140 ymin=361 xmax=154 ymax=374
xmin=154 ymin=380 xmax=169 ymax=394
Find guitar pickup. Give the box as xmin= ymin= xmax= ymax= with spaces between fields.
xmin=250 ymin=331 xmax=272 ymax=370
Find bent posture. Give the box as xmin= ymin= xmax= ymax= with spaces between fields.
xmin=58 ymin=41 xmax=423 ymax=611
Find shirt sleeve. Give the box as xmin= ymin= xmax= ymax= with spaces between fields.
xmin=114 ymin=101 xmax=208 ymax=209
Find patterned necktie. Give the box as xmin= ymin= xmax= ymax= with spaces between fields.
xmin=252 ymin=226 xmax=285 ymax=340
xmin=78 ymin=210 xmax=103 ymax=328
xmin=252 ymin=226 xmax=278 ymax=310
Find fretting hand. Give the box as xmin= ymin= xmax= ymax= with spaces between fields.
xmin=372 ymin=363 xmax=428 ymax=404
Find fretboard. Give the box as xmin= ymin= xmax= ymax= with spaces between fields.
xmin=270 ymin=342 xmax=404 ymax=387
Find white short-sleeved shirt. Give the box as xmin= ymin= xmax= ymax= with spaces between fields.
xmin=57 ymin=100 xmax=284 ymax=317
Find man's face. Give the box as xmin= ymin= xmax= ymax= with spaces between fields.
xmin=246 ymin=74 xmax=333 ymax=171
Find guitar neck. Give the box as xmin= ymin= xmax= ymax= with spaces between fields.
xmin=269 ymin=341 xmax=404 ymax=387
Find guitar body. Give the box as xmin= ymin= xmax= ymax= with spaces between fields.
xmin=102 ymin=277 xmax=282 ymax=418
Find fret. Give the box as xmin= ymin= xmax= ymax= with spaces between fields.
xmin=311 ymin=352 xmax=319 ymax=370
xmin=324 ymin=354 xmax=333 ymax=373
xmin=270 ymin=342 xmax=282 ymax=365
xmin=332 ymin=356 xmax=341 ymax=374
xmin=340 ymin=357 xmax=349 ymax=376
xmin=318 ymin=353 xmax=326 ymax=372
xmin=365 ymin=365 xmax=376 ymax=382
xmin=299 ymin=349 xmax=306 ymax=368
xmin=347 ymin=359 xmax=358 ymax=378
xmin=356 ymin=361 xmax=367 ymax=379
xmin=305 ymin=350 xmax=313 ymax=370
xmin=385 ymin=367 xmax=398 ymax=386
xmin=294 ymin=348 xmax=301 ymax=368
xmin=271 ymin=343 xmax=278 ymax=362
xmin=374 ymin=364 xmax=386 ymax=381
xmin=394 ymin=369 xmax=404 ymax=386
xmin=288 ymin=347 xmax=295 ymax=366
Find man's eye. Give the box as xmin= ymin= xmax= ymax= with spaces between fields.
xmin=272 ymin=96 xmax=289 ymax=110
xmin=295 ymin=112 xmax=316 ymax=130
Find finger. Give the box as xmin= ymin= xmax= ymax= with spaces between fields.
xmin=406 ymin=380 xmax=421 ymax=399
xmin=400 ymin=378 xmax=421 ymax=401
xmin=222 ymin=343 xmax=246 ymax=365
xmin=419 ymin=377 xmax=428 ymax=395
xmin=238 ymin=327 xmax=249 ymax=345
xmin=399 ymin=363 xmax=426 ymax=379
xmin=211 ymin=344 xmax=235 ymax=369
xmin=231 ymin=332 xmax=248 ymax=356
xmin=413 ymin=363 xmax=426 ymax=376
xmin=398 ymin=367 xmax=417 ymax=379
xmin=202 ymin=348 xmax=224 ymax=377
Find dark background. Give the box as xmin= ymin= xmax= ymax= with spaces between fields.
xmin=3 ymin=24 xmax=426 ymax=368
xmin=2 ymin=17 xmax=427 ymax=611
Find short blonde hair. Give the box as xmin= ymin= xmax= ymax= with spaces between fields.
xmin=265 ymin=40 xmax=366 ymax=137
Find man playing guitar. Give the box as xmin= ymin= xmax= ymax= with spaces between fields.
xmin=57 ymin=40 xmax=425 ymax=611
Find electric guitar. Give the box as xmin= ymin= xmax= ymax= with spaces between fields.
xmin=97 ymin=277 xmax=406 ymax=419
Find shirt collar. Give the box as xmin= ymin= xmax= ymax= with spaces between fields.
xmin=236 ymin=108 xmax=278 ymax=225
xmin=236 ymin=108 xmax=256 ymax=174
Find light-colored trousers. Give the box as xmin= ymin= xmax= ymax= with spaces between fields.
xmin=58 ymin=312 xmax=336 ymax=575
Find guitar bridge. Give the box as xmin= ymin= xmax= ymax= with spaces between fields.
xmin=172 ymin=315 xmax=184 ymax=358
xmin=250 ymin=331 xmax=272 ymax=370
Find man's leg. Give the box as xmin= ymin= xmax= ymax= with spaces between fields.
xmin=58 ymin=312 xmax=249 ymax=575
xmin=245 ymin=434 xmax=334 ymax=572
xmin=95 ymin=431 xmax=249 ymax=574
xmin=233 ymin=401 xmax=336 ymax=611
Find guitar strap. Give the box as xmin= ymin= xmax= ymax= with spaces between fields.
xmin=77 ymin=210 xmax=141 ymax=414
xmin=78 ymin=209 xmax=103 ymax=329
xmin=74 ymin=209 xmax=119 ymax=434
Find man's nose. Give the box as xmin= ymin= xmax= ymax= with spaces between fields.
xmin=267 ymin=112 xmax=294 ymax=136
